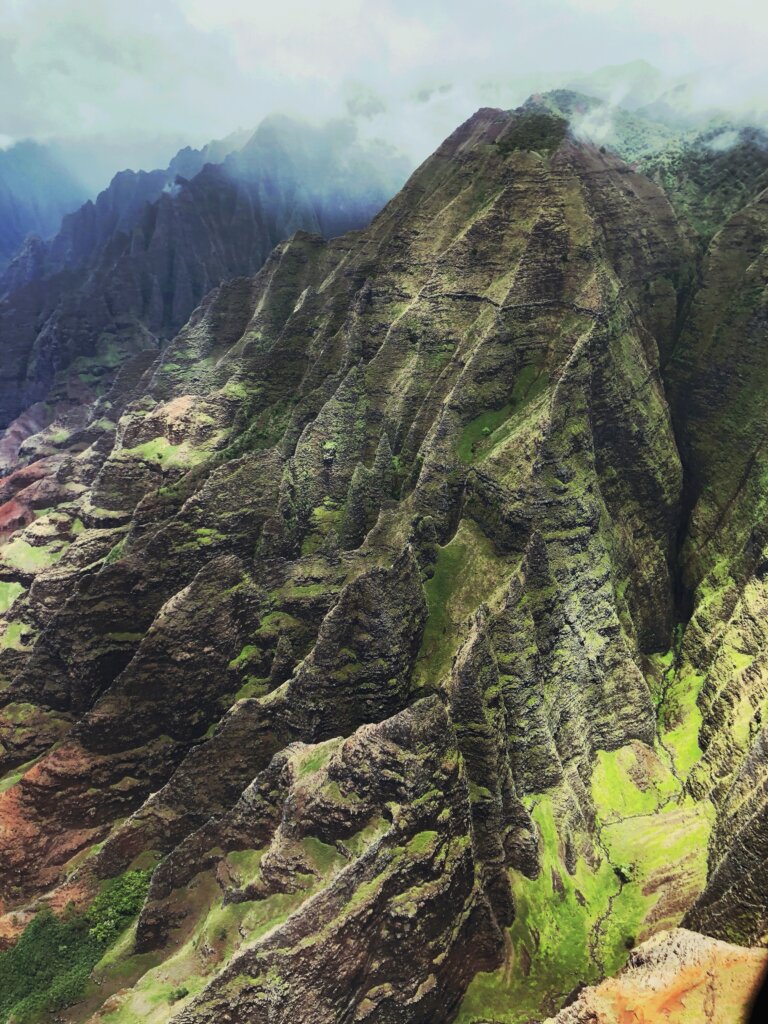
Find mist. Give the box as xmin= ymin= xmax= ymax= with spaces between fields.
xmin=1 ymin=0 xmax=767 ymax=189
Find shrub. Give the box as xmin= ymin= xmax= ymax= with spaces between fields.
xmin=614 ymin=862 xmax=635 ymax=884
xmin=0 ymin=870 xmax=151 ymax=1023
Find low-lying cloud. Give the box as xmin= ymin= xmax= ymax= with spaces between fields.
xmin=1 ymin=0 xmax=766 ymax=184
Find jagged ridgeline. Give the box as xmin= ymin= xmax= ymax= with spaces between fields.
xmin=0 ymin=116 xmax=409 ymax=459
xmin=0 ymin=104 xmax=767 ymax=1023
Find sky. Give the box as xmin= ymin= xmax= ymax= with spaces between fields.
xmin=1 ymin=0 xmax=767 ymax=182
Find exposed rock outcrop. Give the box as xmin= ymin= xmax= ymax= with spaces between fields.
xmin=546 ymin=928 xmax=768 ymax=1024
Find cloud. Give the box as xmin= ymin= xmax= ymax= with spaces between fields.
xmin=704 ymin=128 xmax=741 ymax=152
xmin=413 ymin=84 xmax=453 ymax=104
xmin=345 ymin=82 xmax=388 ymax=119
xmin=0 ymin=0 xmax=766 ymax=175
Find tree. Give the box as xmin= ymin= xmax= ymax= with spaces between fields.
xmin=342 ymin=463 xmax=371 ymax=549
xmin=371 ymin=431 xmax=394 ymax=503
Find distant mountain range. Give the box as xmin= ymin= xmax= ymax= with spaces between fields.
xmin=0 ymin=141 xmax=88 ymax=268
xmin=0 ymin=117 xmax=410 ymax=454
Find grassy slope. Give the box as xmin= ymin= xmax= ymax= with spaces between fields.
xmin=457 ymin=660 xmax=713 ymax=1024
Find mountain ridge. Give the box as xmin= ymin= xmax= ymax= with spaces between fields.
xmin=0 ymin=117 xmax=410 ymax=488
xmin=0 ymin=104 xmax=765 ymax=1023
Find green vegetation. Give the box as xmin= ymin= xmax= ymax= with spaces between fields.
xmin=103 ymin=538 xmax=127 ymax=565
xmin=0 ymin=870 xmax=151 ymax=1024
xmin=642 ymin=127 xmax=768 ymax=241
xmin=232 ymin=676 xmax=269 ymax=701
xmin=225 ymin=848 xmax=266 ymax=886
xmin=301 ymin=498 xmax=343 ymax=555
xmin=416 ymin=520 xmax=511 ymax=685
xmin=644 ymin=642 xmax=708 ymax=782
xmin=659 ymin=666 xmax=706 ymax=779
xmin=0 ymin=581 xmax=24 ymax=614
xmin=599 ymin=796 xmax=713 ymax=941
xmin=278 ymin=581 xmax=330 ymax=599
xmin=120 ymin=437 xmax=206 ymax=469
xmin=1 ymin=702 xmax=36 ymax=725
xmin=407 ymin=830 xmax=438 ymax=856
xmin=0 ymin=756 xmax=42 ymax=794
xmin=229 ymin=644 xmax=260 ymax=669
xmin=98 ymin=863 xmax=329 ymax=1023
xmin=457 ymin=797 xmax=622 ymax=1023
xmin=94 ymin=418 xmax=118 ymax=433
xmin=220 ymin=398 xmax=292 ymax=461
xmin=458 ymin=765 xmax=713 ymax=1024
xmin=457 ymin=405 xmax=516 ymax=464
xmin=343 ymin=817 xmax=390 ymax=857
xmin=297 ymin=739 xmax=339 ymax=777
xmin=457 ymin=365 xmax=547 ymax=463
xmin=194 ymin=526 xmax=226 ymax=546
xmin=0 ymin=620 xmax=35 ymax=651
xmin=171 ymin=524 xmax=229 ymax=553
xmin=301 ymin=836 xmax=345 ymax=875
xmin=591 ymin=744 xmax=677 ymax=822
xmin=496 ymin=112 xmax=568 ymax=157
xmin=0 ymin=537 xmax=66 ymax=573
xmin=538 ymin=90 xmax=680 ymax=161
xmin=68 ymin=335 xmax=133 ymax=392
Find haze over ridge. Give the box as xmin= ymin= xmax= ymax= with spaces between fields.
xmin=2 ymin=0 xmax=767 ymax=190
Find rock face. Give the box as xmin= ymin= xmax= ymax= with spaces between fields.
xmin=0 ymin=103 xmax=766 ymax=1024
xmin=667 ymin=189 xmax=768 ymax=947
xmin=546 ymin=928 xmax=768 ymax=1024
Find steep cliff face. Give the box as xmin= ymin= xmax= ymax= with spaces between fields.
xmin=0 ymin=105 xmax=765 ymax=1023
xmin=663 ymin=189 xmax=768 ymax=947
xmin=0 ymin=117 xmax=408 ymax=458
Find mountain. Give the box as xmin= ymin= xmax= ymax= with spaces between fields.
xmin=530 ymin=88 xmax=685 ymax=160
xmin=0 ymin=141 xmax=88 ymax=269
xmin=0 ymin=127 xmax=272 ymax=291
xmin=0 ymin=103 xmax=767 ymax=1023
xmin=642 ymin=124 xmax=768 ymax=242
xmin=532 ymin=90 xmax=768 ymax=242
xmin=564 ymin=59 xmax=757 ymax=133
xmin=47 ymin=131 xmax=254 ymax=199
xmin=0 ymin=118 xmax=410 ymax=471
xmin=566 ymin=59 xmax=669 ymax=111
